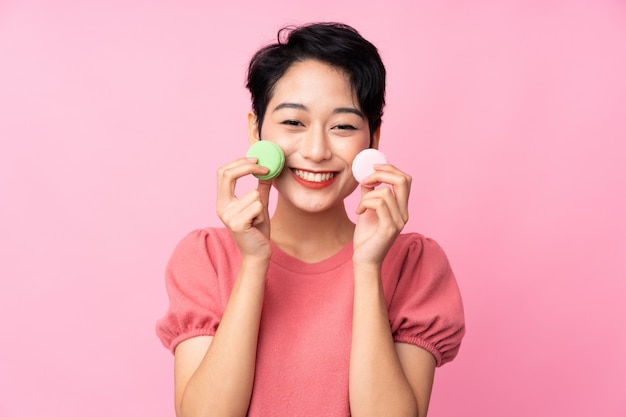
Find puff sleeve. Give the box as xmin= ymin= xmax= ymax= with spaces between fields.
xmin=155 ymin=228 xmax=234 ymax=353
xmin=385 ymin=234 xmax=466 ymax=366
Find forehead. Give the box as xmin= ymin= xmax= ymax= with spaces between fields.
xmin=269 ymin=59 xmax=359 ymax=108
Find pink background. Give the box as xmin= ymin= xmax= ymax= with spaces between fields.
xmin=1 ymin=1 xmax=625 ymax=416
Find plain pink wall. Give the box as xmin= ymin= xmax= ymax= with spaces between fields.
xmin=1 ymin=1 xmax=625 ymax=416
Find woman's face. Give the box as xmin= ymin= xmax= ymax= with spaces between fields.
xmin=249 ymin=59 xmax=377 ymax=214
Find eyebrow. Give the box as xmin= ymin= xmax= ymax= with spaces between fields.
xmin=273 ymin=102 xmax=307 ymax=112
xmin=334 ymin=107 xmax=364 ymax=118
xmin=272 ymin=102 xmax=364 ymax=118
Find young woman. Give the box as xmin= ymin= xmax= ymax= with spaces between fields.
xmin=157 ymin=22 xmax=465 ymax=417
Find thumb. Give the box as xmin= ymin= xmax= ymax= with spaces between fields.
xmin=257 ymin=179 xmax=273 ymax=209
xmin=355 ymin=183 xmax=376 ymax=215
xmin=251 ymin=179 xmax=272 ymax=227
xmin=359 ymin=182 xmax=375 ymax=196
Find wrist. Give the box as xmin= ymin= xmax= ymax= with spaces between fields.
xmin=352 ymin=261 xmax=382 ymax=278
xmin=240 ymin=255 xmax=271 ymax=277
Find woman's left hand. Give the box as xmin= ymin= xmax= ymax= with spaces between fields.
xmin=353 ymin=163 xmax=412 ymax=267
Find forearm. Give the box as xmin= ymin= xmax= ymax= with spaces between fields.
xmin=349 ymin=263 xmax=418 ymax=417
xmin=178 ymin=258 xmax=268 ymax=417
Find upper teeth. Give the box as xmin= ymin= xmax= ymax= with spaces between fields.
xmin=294 ymin=169 xmax=335 ymax=183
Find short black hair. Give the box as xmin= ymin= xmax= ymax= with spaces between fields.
xmin=246 ymin=22 xmax=386 ymax=141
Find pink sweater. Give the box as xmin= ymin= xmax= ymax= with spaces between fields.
xmin=156 ymin=227 xmax=465 ymax=416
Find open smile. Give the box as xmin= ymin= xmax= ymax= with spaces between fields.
xmin=291 ymin=169 xmax=338 ymax=189
xmin=292 ymin=169 xmax=336 ymax=183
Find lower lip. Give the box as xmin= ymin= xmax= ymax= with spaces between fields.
xmin=292 ymin=171 xmax=338 ymax=189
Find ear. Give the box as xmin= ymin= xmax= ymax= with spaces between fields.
xmin=370 ymin=126 xmax=381 ymax=149
xmin=248 ymin=111 xmax=261 ymax=145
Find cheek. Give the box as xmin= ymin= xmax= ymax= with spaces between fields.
xmin=342 ymin=141 xmax=370 ymax=162
xmin=258 ymin=126 xmax=291 ymax=151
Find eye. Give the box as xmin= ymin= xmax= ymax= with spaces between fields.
xmin=334 ymin=124 xmax=357 ymax=130
xmin=281 ymin=120 xmax=304 ymax=127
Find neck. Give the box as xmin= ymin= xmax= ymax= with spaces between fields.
xmin=270 ymin=199 xmax=355 ymax=263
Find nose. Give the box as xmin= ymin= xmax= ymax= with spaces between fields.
xmin=299 ymin=125 xmax=332 ymax=162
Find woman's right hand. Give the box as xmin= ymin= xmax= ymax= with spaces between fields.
xmin=216 ymin=157 xmax=273 ymax=261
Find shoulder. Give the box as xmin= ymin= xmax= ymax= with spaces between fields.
xmin=166 ymin=227 xmax=240 ymax=275
xmin=385 ymin=232 xmax=451 ymax=270
xmin=383 ymin=232 xmax=455 ymax=291
xmin=174 ymin=226 xmax=233 ymax=250
xmin=171 ymin=227 xmax=236 ymax=259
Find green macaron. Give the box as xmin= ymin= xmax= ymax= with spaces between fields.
xmin=246 ymin=141 xmax=285 ymax=180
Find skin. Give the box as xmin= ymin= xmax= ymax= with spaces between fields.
xmin=173 ymin=59 xmax=436 ymax=417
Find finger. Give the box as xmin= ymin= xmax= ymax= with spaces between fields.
xmin=221 ymin=190 xmax=264 ymax=231
xmin=237 ymin=200 xmax=265 ymax=229
xmin=357 ymin=187 xmax=404 ymax=229
xmin=216 ymin=158 xmax=256 ymax=199
xmin=355 ymin=181 xmax=376 ymax=215
xmin=356 ymin=183 xmax=373 ymax=215
xmin=356 ymin=194 xmax=397 ymax=236
xmin=256 ymin=179 xmax=273 ymax=210
xmin=360 ymin=165 xmax=411 ymax=221
xmin=216 ymin=158 xmax=269 ymax=209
